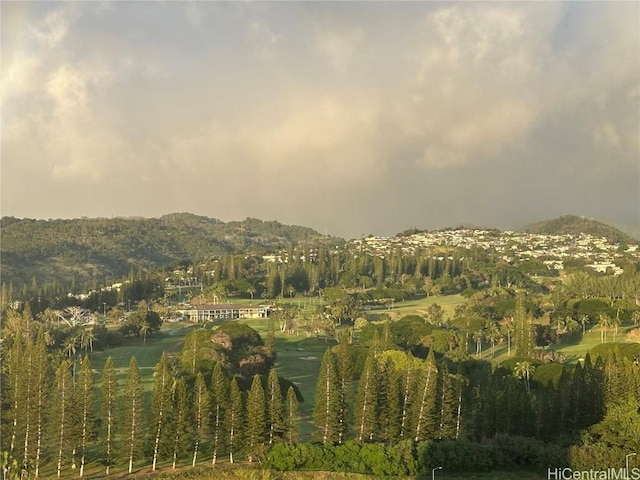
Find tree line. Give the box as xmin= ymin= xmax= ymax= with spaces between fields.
xmin=1 ymin=329 xmax=300 ymax=478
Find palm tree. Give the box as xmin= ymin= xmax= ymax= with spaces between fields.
xmin=578 ymin=314 xmax=590 ymax=335
xmin=514 ymin=361 xmax=535 ymax=393
xmin=247 ymin=286 xmax=256 ymax=300
xmin=598 ymin=314 xmax=611 ymax=343
xmin=502 ymin=316 xmax=514 ymax=356
xmin=63 ymin=335 xmax=79 ymax=378
xmin=140 ymin=323 xmax=150 ymax=346
xmin=610 ymin=312 xmax=621 ymax=343
xmin=474 ymin=328 xmax=485 ymax=358
xmin=487 ymin=324 xmax=502 ymax=358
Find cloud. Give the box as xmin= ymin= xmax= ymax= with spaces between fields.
xmin=31 ymin=6 xmax=74 ymax=48
xmin=313 ymin=26 xmax=366 ymax=73
xmin=1 ymin=2 xmax=637 ymax=237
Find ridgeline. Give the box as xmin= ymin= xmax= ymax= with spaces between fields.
xmin=523 ymin=214 xmax=634 ymax=244
xmin=0 ymin=213 xmax=332 ymax=289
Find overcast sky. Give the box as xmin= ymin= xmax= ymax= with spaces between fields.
xmin=2 ymin=1 xmax=638 ymax=239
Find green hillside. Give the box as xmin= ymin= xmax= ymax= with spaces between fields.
xmin=523 ymin=214 xmax=635 ymax=244
xmin=0 ymin=213 xmax=333 ymax=288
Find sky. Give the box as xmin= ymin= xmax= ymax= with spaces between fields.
xmin=1 ymin=1 xmax=639 ymax=239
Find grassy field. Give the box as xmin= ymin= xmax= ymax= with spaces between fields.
xmin=90 ymin=322 xmax=203 ymax=398
xmin=364 ymin=294 xmax=466 ymax=321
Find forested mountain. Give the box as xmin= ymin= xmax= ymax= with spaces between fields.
xmin=523 ymin=215 xmax=634 ymax=244
xmin=0 ymin=213 xmax=331 ymax=289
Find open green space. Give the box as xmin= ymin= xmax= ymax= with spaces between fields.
xmin=90 ymin=322 xmax=202 ymax=397
xmin=365 ymin=294 xmax=465 ymax=321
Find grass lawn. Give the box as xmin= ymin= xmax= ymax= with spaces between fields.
xmin=90 ymin=322 xmax=202 ymax=399
xmin=366 ymin=294 xmax=466 ymax=321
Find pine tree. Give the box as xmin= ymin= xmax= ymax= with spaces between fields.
xmin=266 ymin=368 xmax=284 ymax=445
xmin=170 ymin=377 xmax=191 ymax=469
xmin=191 ymin=372 xmax=209 ymax=467
xmin=313 ymin=349 xmax=340 ymax=444
xmin=513 ymin=296 xmax=534 ymax=357
xmin=265 ymin=316 xmax=276 ymax=358
xmin=122 ymin=356 xmax=144 ymax=474
xmin=18 ymin=335 xmax=36 ymax=468
xmin=210 ymin=363 xmax=229 ymax=466
xmin=583 ymin=354 xmax=605 ymax=427
xmin=412 ymin=350 xmax=438 ymax=442
xmin=100 ymin=357 xmax=118 ymax=476
xmin=50 ymin=359 xmax=74 ymax=478
xmin=437 ymin=363 xmax=457 ymax=440
xmin=399 ymin=364 xmax=417 ymax=440
xmin=334 ymin=337 xmax=352 ymax=444
xmin=377 ymin=356 xmax=401 ymax=443
xmin=32 ymin=328 xmax=51 ymax=479
xmin=245 ymin=374 xmax=267 ymax=462
xmin=3 ymin=333 xmax=24 ymax=456
xmin=228 ymin=377 xmax=244 ymax=464
xmin=77 ymin=356 xmax=95 ymax=478
xmin=150 ymin=353 xmax=173 ymax=471
xmin=354 ymin=354 xmax=378 ymax=442
xmin=284 ymin=387 xmax=299 ymax=444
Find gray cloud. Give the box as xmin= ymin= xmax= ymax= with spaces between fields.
xmin=1 ymin=2 xmax=638 ymax=238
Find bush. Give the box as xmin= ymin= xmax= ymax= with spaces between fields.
xmin=266 ymin=441 xmax=416 ymax=476
xmin=416 ymin=436 xmax=568 ymax=474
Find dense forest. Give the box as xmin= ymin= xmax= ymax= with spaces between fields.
xmin=0 ymin=213 xmax=333 ymax=289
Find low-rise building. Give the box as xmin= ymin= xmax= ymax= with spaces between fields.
xmin=179 ymin=303 xmax=272 ymax=322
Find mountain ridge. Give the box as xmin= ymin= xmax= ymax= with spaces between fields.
xmin=1 ymin=213 xmax=635 ymax=290
xmin=521 ymin=214 xmax=636 ymax=244
xmin=0 ymin=213 xmax=333 ymax=289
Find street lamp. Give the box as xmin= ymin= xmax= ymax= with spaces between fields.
xmin=432 ymin=466 xmax=443 ymax=480
xmin=626 ymin=453 xmax=636 ymax=480
xmin=103 ymin=302 xmax=107 ymax=316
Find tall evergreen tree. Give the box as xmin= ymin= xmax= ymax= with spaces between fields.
xmin=513 ymin=296 xmax=534 ymax=357
xmin=3 ymin=333 xmax=24 ymax=456
xmin=399 ymin=364 xmax=417 ymax=440
xmin=245 ymin=374 xmax=267 ymax=463
xmin=354 ymin=354 xmax=378 ymax=442
xmin=284 ymin=387 xmax=299 ymax=444
xmin=334 ymin=336 xmax=352 ymax=444
xmin=313 ymin=349 xmax=340 ymax=444
xmin=77 ymin=356 xmax=95 ymax=478
xmin=32 ymin=328 xmax=51 ymax=479
xmin=191 ymin=372 xmax=209 ymax=467
xmin=227 ymin=377 xmax=244 ymax=464
xmin=150 ymin=353 xmax=173 ymax=471
xmin=100 ymin=356 xmax=118 ymax=476
xmin=18 ymin=335 xmax=36 ymax=468
xmin=437 ymin=363 xmax=458 ymax=440
xmin=412 ymin=350 xmax=438 ymax=442
xmin=377 ymin=356 xmax=401 ymax=443
xmin=266 ymin=368 xmax=284 ymax=445
xmin=210 ymin=362 xmax=229 ymax=466
xmin=50 ymin=359 xmax=74 ymax=478
xmin=122 ymin=356 xmax=144 ymax=474
xmin=265 ymin=316 xmax=276 ymax=358
xmin=169 ymin=377 xmax=191 ymax=469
